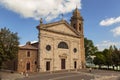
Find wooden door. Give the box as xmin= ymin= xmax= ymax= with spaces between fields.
xmin=61 ymin=59 xmax=66 ymax=69
xmin=46 ymin=61 xmax=50 ymax=71
xmin=26 ymin=62 xmax=30 ymax=71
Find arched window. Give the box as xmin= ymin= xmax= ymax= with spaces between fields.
xmin=73 ymin=24 xmax=76 ymax=29
xmin=58 ymin=42 xmax=68 ymax=49
xmin=79 ymin=24 xmax=81 ymax=31
xmin=27 ymin=51 xmax=30 ymax=57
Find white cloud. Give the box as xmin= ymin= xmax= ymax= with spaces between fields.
xmin=0 ymin=0 xmax=82 ymax=21
xmin=100 ymin=16 xmax=120 ymax=26
xmin=96 ymin=40 xmax=120 ymax=51
xmin=111 ymin=26 xmax=120 ymax=37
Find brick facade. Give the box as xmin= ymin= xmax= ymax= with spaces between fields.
xmin=17 ymin=42 xmax=38 ymax=72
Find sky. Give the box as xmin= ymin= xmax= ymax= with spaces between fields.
xmin=0 ymin=0 xmax=120 ymax=51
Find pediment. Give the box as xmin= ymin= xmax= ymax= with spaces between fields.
xmin=42 ymin=20 xmax=80 ymax=37
xmin=59 ymin=53 xmax=67 ymax=58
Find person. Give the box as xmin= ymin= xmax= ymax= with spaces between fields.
xmin=24 ymin=71 xmax=28 ymax=77
xmin=89 ymin=67 xmax=92 ymax=73
xmin=25 ymin=73 xmax=28 ymax=77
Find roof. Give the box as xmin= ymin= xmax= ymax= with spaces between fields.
xmin=31 ymin=42 xmax=38 ymax=48
xmin=19 ymin=42 xmax=38 ymax=50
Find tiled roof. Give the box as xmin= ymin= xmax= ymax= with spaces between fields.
xmin=31 ymin=42 xmax=38 ymax=48
xmin=19 ymin=42 xmax=38 ymax=50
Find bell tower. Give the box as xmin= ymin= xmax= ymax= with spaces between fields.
xmin=71 ymin=7 xmax=85 ymax=68
xmin=70 ymin=7 xmax=84 ymax=34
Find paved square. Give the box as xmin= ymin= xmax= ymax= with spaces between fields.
xmin=14 ymin=69 xmax=120 ymax=80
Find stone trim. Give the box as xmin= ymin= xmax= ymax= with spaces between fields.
xmin=59 ymin=53 xmax=67 ymax=59
xmin=44 ymin=58 xmax=52 ymax=60
xmin=73 ymin=58 xmax=78 ymax=60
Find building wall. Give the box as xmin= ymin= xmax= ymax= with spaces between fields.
xmin=17 ymin=49 xmax=37 ymax=73
xmin=39 ymin=28 xmax=82 ymax=72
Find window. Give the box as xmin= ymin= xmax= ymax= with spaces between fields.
xmin=58 ymin=42 xmax=68 ymax=49
xmin=73 ymin=48 xmax=77 ymax=53
xmin=46 ymin=45 xmax=51 ymax=51
xmin=73 ymin=24 xmax=76 ymax=29
xmin=79 ymin=24 xmax=81 ymax=31
xmin=27 ymin=51 xmax=30 ymax=57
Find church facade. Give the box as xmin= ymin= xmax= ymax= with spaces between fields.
xmin=17 ymin=8 xmax=85 ymax=72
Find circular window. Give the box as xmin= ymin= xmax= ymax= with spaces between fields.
xmin=73 ymin=48 xmax=77 ymax=53
xmin=46 ymin=45 xmax=51 ymax=51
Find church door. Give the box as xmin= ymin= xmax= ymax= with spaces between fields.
xmin=74 ymin=61 xmax=77 ymax=69
xmin=46 ymin=61 xmax=50 ymax=71
xmin=61 ymin=59 xmax=66 ymax=69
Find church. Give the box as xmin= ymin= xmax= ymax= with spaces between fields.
xmin=17 ymin=7 xmax=85 ymax=72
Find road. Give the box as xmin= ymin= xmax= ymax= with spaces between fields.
xmin=16 ymin=70 xmax=120 ymax=80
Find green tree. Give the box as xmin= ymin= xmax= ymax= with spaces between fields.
xmin=93 ymin=51 xmax=105 ymax=68
xmin=102 ymin=48 xmax=113 ymax=69
xmin=0 ymin=27 xmax=19 ymax=68
xmin=84 ymin=37 xmax=98 ymax=57
xmin=112 ymin=45 xmax=120 ymax=70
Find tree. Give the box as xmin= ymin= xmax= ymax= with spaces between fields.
xmin=112 ymin=45 xmax=120 ymax=70
xmin=84 ymin=37 xmax=98 ymax=58
xmin=93 ymin=51 xmax=105 ymax=68
xmin=0 ymin=27 xmax=19 ymax=68
xmin=102 ymin=48 xmax=113 ymax=69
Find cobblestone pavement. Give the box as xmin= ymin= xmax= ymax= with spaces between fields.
xmin=0 ymin=69 xmax=120 ymax=80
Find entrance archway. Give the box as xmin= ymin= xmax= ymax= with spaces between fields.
xmin=26 ymin=62 xmax=30 ymax=71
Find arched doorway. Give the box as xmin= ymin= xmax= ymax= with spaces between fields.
xmin=26 ymin=62 xmax=30 ymax=71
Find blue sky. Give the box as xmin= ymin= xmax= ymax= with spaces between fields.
xmin=0 ymin=0 xmax=120 ymax=51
